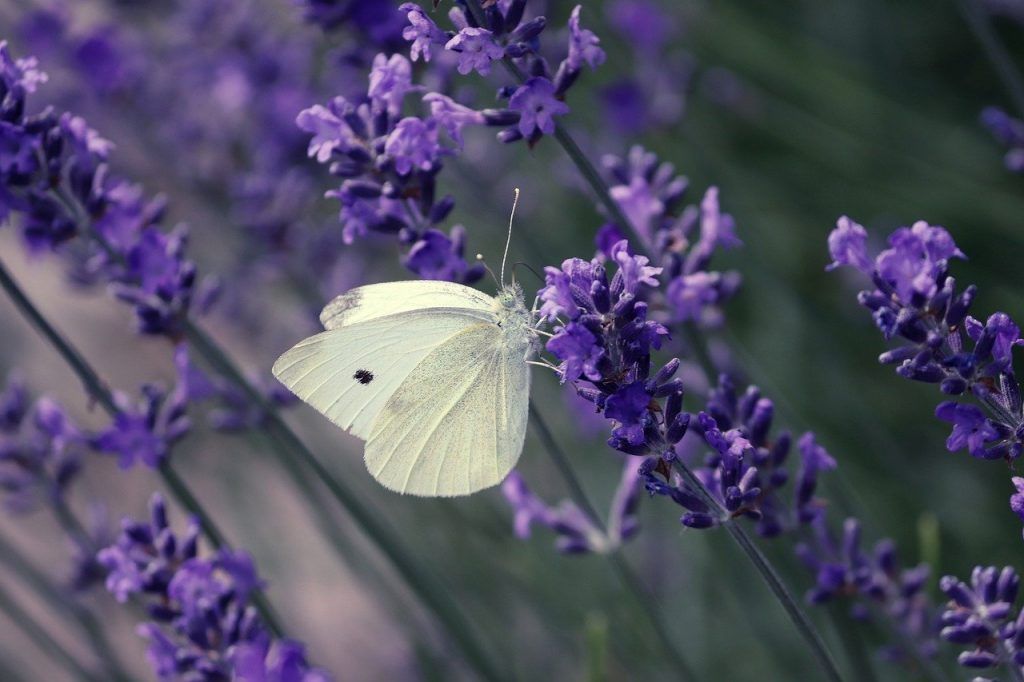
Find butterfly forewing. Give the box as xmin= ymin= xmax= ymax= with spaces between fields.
xmin=364 ymin=323 xmax=530 ymax=496
xmin=271 ymin=310 xmax=489 ymax=439
xmin=320 ymin=280 xmax=495 ymax=330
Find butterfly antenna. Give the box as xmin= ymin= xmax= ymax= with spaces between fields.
xmin=499 ymin=187 xmax=520 ymax=287
xmin=476 ymin=254 xmax=500 ymax=287
xmin=512 ymin=261 xmax=544 ymax=284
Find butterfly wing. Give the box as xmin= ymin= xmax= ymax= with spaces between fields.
xmin=320 ymin=280 xmax=495 ymax=329
xmin=272 ymin=309 xmax=489 ymax=439
xmin=364 ymin=323 xmax=531 ymax=497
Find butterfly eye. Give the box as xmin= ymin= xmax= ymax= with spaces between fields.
xmin=354 ymin=369 xmax=374 ymax=384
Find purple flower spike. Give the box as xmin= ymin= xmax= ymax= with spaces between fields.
xmin=509 ymin=77 xmax=569 ymax=138
xmin=445 ymin=28 xmax=505 ymax=76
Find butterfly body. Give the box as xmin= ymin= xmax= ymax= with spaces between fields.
xmin=272 ymin=280 xmax=537 ymax=497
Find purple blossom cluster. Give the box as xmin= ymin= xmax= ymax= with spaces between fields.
xmin=99 ymin=493 xmax=330 ymax=681
xmin=0 ymin=372 xmax=82 ymax=514
xmin=940 ymin=565 xmax=1024 ymax=677
xmin=297 ymin=1 xmax=607 ymax=281
xmin=503 ymin=457 xmax=643 ymax=554
xmin=797 ymin=517 xmax=937 ymax=662
xmin=827 ymin=218 xmax=1024 ymax=533
xmin=399 ymin=0 xmax=603 ymax=143
xmin=603 ymin=147 xmax=742 ymax=325
xmin=642 ymin=376 xmax=834 ymax=536
xmin=297 ymin=52 xmax=487 ymax=282
xmin=1 ymin=41 xmax=209 ymax=336
xmin=539 ymin=239 xmax=676 ymax=452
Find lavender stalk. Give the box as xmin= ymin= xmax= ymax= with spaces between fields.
xmin=0 ymin=579 xmax=103 ymax=682
xmin=0 ymin=532 xmax=131 ymax=682
xmin=529 ymin=404 xmax=697 ymax=679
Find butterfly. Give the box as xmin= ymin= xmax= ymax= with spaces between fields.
xmin=272 ymin=191 xmax=540 ymax=496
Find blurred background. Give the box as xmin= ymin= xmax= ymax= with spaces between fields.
xmin=0 ymin=0 xmax=1022 ymax=679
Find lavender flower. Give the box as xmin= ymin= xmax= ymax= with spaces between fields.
xmin=797 ymin=517 xmax=937 ymax=661
xmin=640 ymin=375 xmax=829 ymax=537
xmin=296 ymin=53 xmax=488 ymax=283
xmin=445 ymin=28 xmax=505 ymax=76
xmin=0 ymin=375 xmax=82 ymax=514
xmin=98 ymin=493 xmax=331 ymax=681
xmin=507 ymin=77 xmax=570 ymax=138
xmin=603 ymin=147 xmax=741 ymax=325
xmin=940 ymin=566 xmax=1024 ymax=677
xmin=502 ymin=457 xmax=643 ymax=554
xmin=827 ymin=218 xmax=1024 ymax=530
xmin=400 ymin=3 xmax=447 ymax=62
xmin=566 ymin=6 xmax=606 ymax=72
xmin=0 ymin=43 xmax=207 ymax=336
xmin=92 ymin=346 xmax=192 ymax=469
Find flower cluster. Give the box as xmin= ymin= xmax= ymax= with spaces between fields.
xmin=603 ymin=146 xmax=742 ymax=326
xmin=91 ymin=347 xmax=192 ymax=471
xmin=297 ymin=2 xmax=607 ymax=282
xmin=798 ymin=516 xmax=937 ymax=662
xmin=297 ymin=51 xmax=490 ymax=282
xmin=0 ymin=372 xmax=82 ymax=514
xmin=981 ymin=106 xmax=1024 ymax=173
xmin=642 ymin=376 xmax=834 ymax=536
xmin=398 ymin=1 xmax=605 ymax=144
xmin=1 ymin=41 xmax=210 ymax=336
xmin=539 ymin=239 xmax=678 ymax=453
xmin=940 ymin=565 xmax=1024 ymax=677
xmin=827 ymin=218 xmax=1024 ymax=531
xmin=98 ymin=493 xmax=330 ymax=681
xmin=502 ymin=457 xmax=643 ymax=554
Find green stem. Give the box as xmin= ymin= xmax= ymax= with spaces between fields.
xmin=184 ymin=322 xmax=508 ymax=682
xmin=670 ymin=460 xmax=843 ymax=682
xmin=0 ymin=579 xmax=103 ymax=682
xmin=0 ymin=532 xmax=135 ymax=682
xmin=0 ymin=257 xmax=285 ymax=638
xmin=462 ymin=3 xmax=843 ymax=675
xmin=528 ymin=405 xmax=697 ymax=680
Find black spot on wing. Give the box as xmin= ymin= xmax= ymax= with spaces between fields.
xmin=354 ymin=369 xmax=374 ymax=385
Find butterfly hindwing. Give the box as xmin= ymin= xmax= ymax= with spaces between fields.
xmin=364 ymin=323 xmax=531 ymax=496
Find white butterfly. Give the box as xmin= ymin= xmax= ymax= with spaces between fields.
xmin=272 ymin=194 xmax=539 ymax=497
